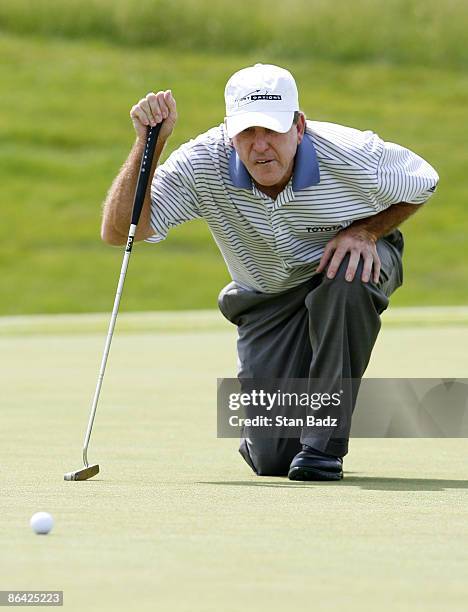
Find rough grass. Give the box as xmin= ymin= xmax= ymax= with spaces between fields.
xmin=1 ymin=33 xmax=467 ymax=314
xmin=0 ymin=0 xmax=468 ymax=68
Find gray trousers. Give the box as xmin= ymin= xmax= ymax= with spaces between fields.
xmin=218 ymin=230 xmax=404 ymax=476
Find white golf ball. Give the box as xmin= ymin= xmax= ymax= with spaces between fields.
xmin=30 ymin=512 xmax=54 ymax=535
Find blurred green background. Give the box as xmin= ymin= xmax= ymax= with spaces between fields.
xmin=1 ymin=0 xmax=467 ymax=314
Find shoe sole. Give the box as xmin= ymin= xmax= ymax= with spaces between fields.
xmin=288 ymin=466 xmax=343 ymax=481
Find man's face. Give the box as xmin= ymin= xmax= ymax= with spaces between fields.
xmin=231 ymin=113 xmax=306 ymax=196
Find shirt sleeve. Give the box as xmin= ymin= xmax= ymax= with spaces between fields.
xmin=145 ymin=142 xmax=202 ymax=244
xmin=374 ymin=140 xmax=439 ymax=209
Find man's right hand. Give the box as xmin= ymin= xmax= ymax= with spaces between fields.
xmin=130 ymin=90 xmax=177 ymax=143
xmin=101 ymin=90 xmax=176 ymax=245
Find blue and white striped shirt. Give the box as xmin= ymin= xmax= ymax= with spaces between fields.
xmin=147 ymin=121 xmax=439 ymax=293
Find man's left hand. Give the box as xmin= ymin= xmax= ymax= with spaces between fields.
xmin=316 ymin=227 xmax=381 ymax=283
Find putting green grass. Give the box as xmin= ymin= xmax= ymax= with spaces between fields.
xmin=1 ymin=311 xmax=468 ymax=611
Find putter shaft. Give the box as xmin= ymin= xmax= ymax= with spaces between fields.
xmin=64 ymin=124 xmax=162 ymax=480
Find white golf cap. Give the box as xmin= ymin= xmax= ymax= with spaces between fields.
xmin=224 ymin=63 xmax=299 ymax=139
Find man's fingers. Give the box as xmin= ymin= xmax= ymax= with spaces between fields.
xmin=131 ymin=97 xmax=156 ymax=126
xmin=316 ymin=242 xmax=335 ymax=273
xmin=164 ymin=89 xmax=177 ymax=114
xmin=317 ymin=229 xmax=381 ymax=283
xmin=326 ymin=248 xmax=347 ymax=279
xmin=141 ymin=96 xmax=159 ymax=125
xmin=130 ymin=104 xmax=150 ymax=126
xmin=135 ymin=91 xmax=173 ymax=127
xmin=130 ymin=90 xmax=178 ymax=141
xmin=152 ymin=91 xmax=169 ymax=121
xmin=360 ymin=252 xmax=374 ymax=283
xmin=372 ymin=251 xmax=381 ymax=284
xmin=345 ymin=250 xmax=361 ymax=282
xmin=152 ymin=90 xmax=175 ymax=120
xmin=147 ymin=92 xmax=168 ymax=124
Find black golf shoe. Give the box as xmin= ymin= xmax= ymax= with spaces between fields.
xmin=288 ymin=445 xmax=343 ymax=481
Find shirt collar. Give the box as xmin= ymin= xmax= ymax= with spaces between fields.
xmin=228 ymin=132 xmax=320 ymax=191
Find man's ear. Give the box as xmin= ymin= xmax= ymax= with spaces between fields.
xmin=296 ymin=112 xmax=306 ymax=144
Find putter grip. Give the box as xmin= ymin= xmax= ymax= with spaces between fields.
xmin=131 ymin=123 xmax=163 ymax=226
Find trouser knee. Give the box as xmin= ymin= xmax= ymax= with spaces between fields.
xmin=322 ymin=255 xmax=369 ymax=295
xmin=309 ymin=254 xmax=389 ymax=315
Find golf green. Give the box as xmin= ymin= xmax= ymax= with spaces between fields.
xmin=1 ymin=311 xmax=467 ymax=611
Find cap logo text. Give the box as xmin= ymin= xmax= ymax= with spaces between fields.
xmin=235 ymin=89 xmax=283 ymax=108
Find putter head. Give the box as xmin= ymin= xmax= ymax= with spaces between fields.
xmin=64 ymin=464 xmax=99 ymax=481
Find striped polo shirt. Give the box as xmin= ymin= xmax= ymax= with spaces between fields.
xmin=146 ymin=120 xmax=439 ymax=293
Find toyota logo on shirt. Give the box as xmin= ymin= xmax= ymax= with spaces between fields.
xmin=306 ymin=225 xmax=342 ymax=233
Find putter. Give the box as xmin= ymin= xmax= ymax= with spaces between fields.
xmin=64 ymin=122 xmax=162 ymax=481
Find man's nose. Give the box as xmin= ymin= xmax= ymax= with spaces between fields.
xmin=252 ymin=130 xmax=269 ymax=152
